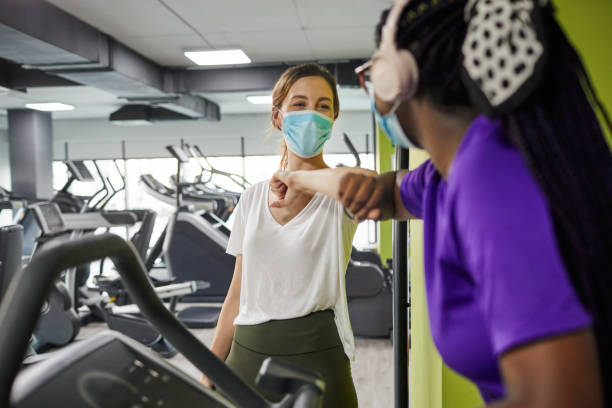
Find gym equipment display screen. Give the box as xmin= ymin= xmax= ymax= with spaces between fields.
xmin=66 ymin=161 xmax=95 ymax=182
xmin=33 ymin=203 xmax=65 ymax=234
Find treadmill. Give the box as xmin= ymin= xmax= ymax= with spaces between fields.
xmin=137 ymin=146 xmax=237 ymax=329
xmin=52 ymin=160 xmax=97 ymax=214
xmin=164 ymin=146 xmax=239 ymax=328
xmin=139 ymin=174 xmax=219 ymax=212
xmin=27 ymin=202 xmax=194 ymax=357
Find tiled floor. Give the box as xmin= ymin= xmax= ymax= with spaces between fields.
xmin=76 ymin=321 xmax=394 ymax=407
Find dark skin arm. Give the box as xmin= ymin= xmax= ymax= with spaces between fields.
xmin=491 ymin=330 xmax=603 ymax=408
xmin=337 ymin=169 xmax=416 ymax=222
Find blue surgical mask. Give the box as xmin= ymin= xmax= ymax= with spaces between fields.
xmin=281 ymin=110 xmax=334 ymax=158
xmin=370 ymin=90 xmax=421 ymax=150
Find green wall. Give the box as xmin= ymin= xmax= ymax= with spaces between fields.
xmin=376 ymin=126 xmax=395 ymax=263
xmin=408 ymin=149 xmax=484 ymax=408
xmin=555 ymin=0 xmax=612 ymax=146
xmin=407 ymin=148 xmax=443 ymax=408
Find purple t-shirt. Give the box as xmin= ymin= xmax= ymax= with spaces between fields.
xmin=400 ymin=115 xmax=591 ymax=402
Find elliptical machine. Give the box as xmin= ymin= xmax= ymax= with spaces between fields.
xmin=0 ymin=234 xmax=325 ymax=408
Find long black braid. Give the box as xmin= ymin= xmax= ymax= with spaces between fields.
xmin=505 ymin=14 xmax=612 ymax=400
xmin=378 ymin=0 xmax=612 ymax=401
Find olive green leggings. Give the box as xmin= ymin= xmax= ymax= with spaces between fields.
xmin=225 ymin=310 xmax=358 ymax=408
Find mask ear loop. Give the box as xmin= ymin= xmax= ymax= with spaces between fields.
xmin=389 ymin=98 xmax=403 ymax=116
xmin=367 ymin=81 xmax=403 ymax=117
xmin=272 ymin=105 xmax=284 ymax=131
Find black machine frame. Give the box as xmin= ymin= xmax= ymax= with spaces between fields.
xmin=393 ymin=147 xmax=410 ymax=408
xmin=0 ymin=234 xmax=324 ymax=408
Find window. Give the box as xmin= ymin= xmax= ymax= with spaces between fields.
xmin=52 ymin=152 xmax=378 ymax=252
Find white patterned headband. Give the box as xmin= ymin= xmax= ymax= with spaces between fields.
xmin=461 ymin=0 xmax=551 ymax=116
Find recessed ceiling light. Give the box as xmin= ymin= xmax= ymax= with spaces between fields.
xmin=246 ymin=95 xmax=272 ymax=105
xmin=184 ymin=49 xmax=251 ymax=66
xmin=111 ymin=119 xmax=152 ymax=126
xmin=25 ymin=102 xmax=74 ymax=111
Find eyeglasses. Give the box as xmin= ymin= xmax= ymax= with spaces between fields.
xmin=354 ymin=59 xmax=373 ymax=95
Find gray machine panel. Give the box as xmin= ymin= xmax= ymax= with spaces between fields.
xmin=61 ymin=212 xmax=136 ymax=231
xmin=30 ymin=203 xmax=137 ymax=235
xmin=30 ymin=203 xmax=65 ymax=235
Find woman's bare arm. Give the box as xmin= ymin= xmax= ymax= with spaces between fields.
xmin=490 ymin=330 xmax=603 ymax=408
xmin=271 ymin=167 xmax=417 ymax=221
xmin=271 ymin=167 xmax=376 ymax=201
xmin=200 ymin=254 xmax=243 ymax=387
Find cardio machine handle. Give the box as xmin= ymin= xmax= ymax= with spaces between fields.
xmin=0 ymin=234 xmax=268 ymax=408
xmin=342 ymin=133 xmax=361 ymax=167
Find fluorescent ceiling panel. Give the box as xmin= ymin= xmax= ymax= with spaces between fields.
xmin=184 ymin=49 xmax=251 ymax=66
xmin=25 ymin=102 xmax=75 ymax=111
xmin=246 ymin=95 xmax=272 ymax=105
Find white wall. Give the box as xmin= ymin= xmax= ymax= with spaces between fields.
xmin=0 ymin=129 xmax=10 ymax=190
xmin=51 ymin=110 xmax=374 ymax=160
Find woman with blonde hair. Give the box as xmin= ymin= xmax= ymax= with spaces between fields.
xmin=200 ymin=63 xmax=366 ymax=407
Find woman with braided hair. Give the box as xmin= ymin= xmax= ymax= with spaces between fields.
xmin=270 ymin=0 xmax=611 ymax=405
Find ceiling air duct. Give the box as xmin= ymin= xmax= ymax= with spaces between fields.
xmin=109 ymin=104 xmax=200 ymax=125
xmin=0 ymin=0 xmax=221 ymax=121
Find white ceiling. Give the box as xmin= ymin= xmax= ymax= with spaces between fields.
xmin=46 ymin=0 xmax=391 ymax=66
xmin=0 ymin=0 xmax=389 ymax=122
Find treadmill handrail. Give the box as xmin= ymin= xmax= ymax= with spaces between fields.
xmin=141 ymin=174 xmax=173 ymax=194
xmin=113 ymin=160 xmax=126 ymax=192
xmin=0 ymin=234 xmax=268 ymax=408
xmin=98 ymin=176 xmax=117 ymax=209
xmin=88 ymin=161 xmax=110 ymax=211
xmin=192 ymin=144 xmax=251 ymax=189
xmin=60 ymin=212 xmax=137 ymax=231
xmin=138 ymin=178 xmax=217 ymax=211
xmin=98 ymin=160 xmax=127 ymax=210
xmin=342 ymin=133 xmax=361 ymax=167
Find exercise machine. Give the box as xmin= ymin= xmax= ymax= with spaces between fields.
xmin=163 ymin=145 xmax=237 ymax=327
xmin=337 ymin=134 xmax=393 ymax=338
xmin=0 ymin=225 xmax=36 ymax=359
xmin=0 ymin=234 xmax=325 ymax=408
xmin=28 ymin=201 xmax=187 ymax=357
xmin=347 ymin=248 xmax=393 ymax=338
xmin=137 ymin=146 xmax=238 ymax=328
xmin=0 ymin=225 xmax=23 ymax=304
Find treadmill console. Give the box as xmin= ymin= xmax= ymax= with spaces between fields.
xmin=65 ymin=160 xmax=95 ymax=182
xmin=30 ymin=203 xmax=65 ymax=235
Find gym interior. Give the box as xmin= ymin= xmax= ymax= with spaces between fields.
xmin=0 ymin=1 xmax=610 ymax=407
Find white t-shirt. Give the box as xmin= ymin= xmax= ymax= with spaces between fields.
xmin=227 ymin=180 xmax=358 ymax=359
